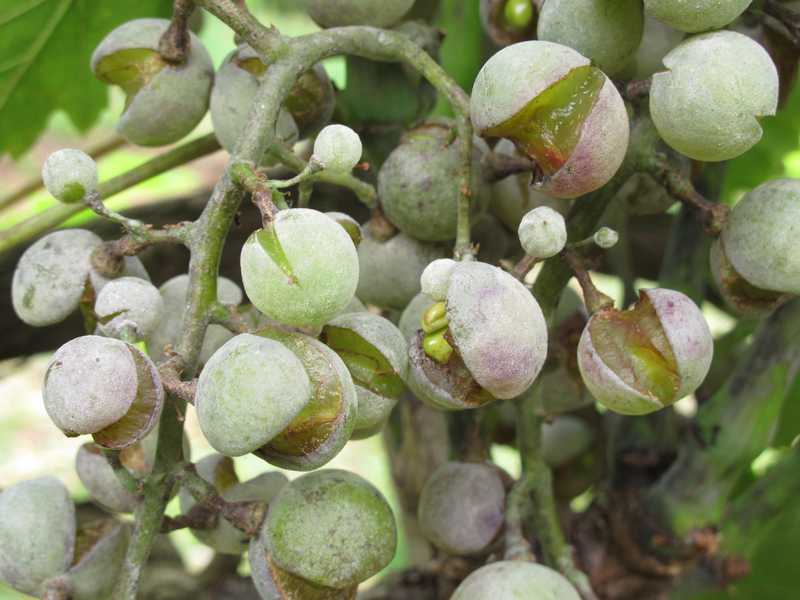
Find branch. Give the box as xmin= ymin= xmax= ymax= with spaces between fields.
xmin=561 ymin=248 xmax=615 ymax=314
xmin=193 ymin=0 xmax=286 ymax=59
xmin=0 ymin=133 xmax=220 ymax=255
xmin=159 ymin=0 xmax=195 ymax=63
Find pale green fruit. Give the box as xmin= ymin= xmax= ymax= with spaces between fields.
xmin=452 ymin=561 xmax=580 ymax=600
xmin=260 ymin=469 xmax=397 ymax=588
xmin=721 ymin=179 xmax=800 ymax=295
xmin=357 ymin=230 xmax=447 ymax=310
xmin=420 ymin=258 xmax=458 ymax=301
xmin=42 ymin=149 xmax=98 ymax=203
xmin=179 ymin=454 xmax=288 ymax=555
xmin=196 ymin=334 xmax=312 ymax=456
xmin=541 ymin=416 xmax=595 ymax=468
xmin=312 ymin=125 xmax=362 ymax=173
xmin=644 ymin=0 xmax=753 ymax=33
xmin=537 ymin=0 xmax=644 ymax=75
xmin=650 ymin=31 xmax=778 ymax=162
xmin=0 ymin=477 xmax=75 ymax=595
xmin=322 ymin=313 xmax=408 ymax=439
xmin=418 ymin=462 xmax=505 ymax=556
xmin=91 ymin=19 xmax=213 ymax=146
xmin=67 ymin=519 xmax=130 ymax=600
xmin=306 ymin=0 xmax=415 ymax=28
xmin=490 ymin=139 xmax=566 ymax=231
xmin=255 ymin=329 xmax=358 ymax=470
xmin=398 ymin=292 xmax=435 ymax=342
xmin=210 ymin=46 xmax=300 ymax=161
xmin=410 ymin=261 xmax=548 ymax=409
xmin=471 ymin=41 xmax=629 ymax=198
xmin=518 ymin=206 xmax=567 ymax=259
xmin=95 ymin=276 xmax=164 ymax=340
xmin=44 ymin=335 xmax=164 ymax=449
xmin=378 ymin=121 xmax=489 ymax=241
xmin=578 ymin=289 xmax=713 ymax=415
xmin=241 ymin=208 xmax=359 ymax=328
xmin=147 ymin=274 xmax=242 ymax=364
xmin=12 ymin=229 xmax=100 ymax=326
xmin=76 ymin=443 xmax=139 ymax=513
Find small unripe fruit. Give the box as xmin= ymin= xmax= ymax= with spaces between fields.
xmin=471 ymin=41 xmax=629 ymax=198
xmin=720 ymin=179 xmax=800 ymax=295
xmin=179 ymin=455 xmax=288 ymax=555
xmin=650 ymin=31 xmax=778 ymax=162
xmin=409 ymin=261 xmax=548 ymax=409
xmin=420 ymin=258 xmax=458 ymax=301
xmin=148 ymin=274 xmax=242 ymax=364
xmin=644 ymin=0 xmax=753 ymax=33
xmin=537 ymin=0 xmax=644 ymax=75
xmin=378 ymin=121 xmax=489 ymax=241
xmin=578 ymin=289 xmax=713 ymax=415
xmin=257 ymin=469 xmax=397 ymax=589
xmin=0 ymin=477 xmax=75 ymax=595
xmin=398 ymin=292 xmax=436 ymax=342
xmin=44 ymin=335 xmax=164 ymax=448
xmin=91 ymin=19 xmax=214 ymax=146
xmin=490 ymin=139 xmax=566 ymax=231
xmin=321 ymin=312 xmax=408 ymax=439
xmin=306 ymin=0 xmax=415 ymax=28
xmin=255 ymin=328 xmax=358 ymax=470
xmin=480 ymin=0 xmax=538 ymax=47
xmin=451 ymin=561 xmax=581 ymax=600
xmin=95 ymin=276 xmax=164 ymax=340
xmin=312 ymin=125 xmax=362 ymax=173
xmin=42 ymin=149 xmax=98 ymax=203
xmin=518 ymin=206 xmax=567 ymax=259
xmin=356 ymin=231 xmax=447 ymax=310
xmin=241 ymin=209 xmax=359 ymax=328
xmin=594 ymin=227 xmax=618 ymax=249
xmin=76 ymin=443 xmax=139 ymax=513
xmin=196 ymin=334 xmax=312 ymax=457
xmin=541 ymin=416 xmax=595 ymax=468
xmin=418 ymin=462 xmax=505 ymax=556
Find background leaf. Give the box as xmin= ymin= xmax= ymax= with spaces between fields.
xmin=0 ymin=0 xmax=171 ymax=159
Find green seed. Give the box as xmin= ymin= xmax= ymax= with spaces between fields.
xmin=504 ymin=0 xmax=534 ymax=32
xmin=422 ymin=301 xmax=449 ymax=334
xmin=423 ymin=330 xmax=454 ymax=364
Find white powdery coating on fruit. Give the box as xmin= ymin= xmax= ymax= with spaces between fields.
xmin=307 ymin=0 xmax=415 ymax=27
xmin=644 ymin=288 xmax=713 ymax=399
xmin=76 ymin=444 xmax=138 ymax=513
xmin=518 ymin=206 xmax=567 ymax=259
xmin=12 ymin=229 xmax=101 ymax=326
xmin=95 ymin=276 xmax=164 ymax=339
xmin=241 ymin=208 xmax=359 ymax=327
xmin=541 ymin=416 xmax=594 ymax=468
xmin=351 ymin=386 xmax=397 ymax=439
xmin=44 ymin=336 xmax=139 ymax=434
xmin=650 ymin=31 xmax=778 ymax=162
xmin=491 ymin=139 xmax=565 ymax=231
xmin=540 ymin=77 xmax=630 ymax=198
xmin=196 ymin=334 xmax=311 ymax=456
xmin=471 ymin=41 xmax=588 ymax=133
xmin=644 ymin=0 xmax=753 ymax=33
xmin=357 ymin=231 xmax=447 ymax=310
xmin=577 ymin=324 xmax=662 ymax=415
xmin=537 ymin=0 xmax=644 ymax=75
xmin=149 ymin=274 xmax=242 ymax=363
xmin=420 ymin=258 xmax=458 ymax=301
xmin=313 ymin=124 xmax=362 ymax=172
xmin=0 ymin=477 xmax=76 ymax=595
xmin=418 ymin=462 xmax=505 ymax=556
xmin=179 ymin=455 xmax=287 ymax=554
xmin=91 ymin=18 xmax=214 ymax=146
xmin=722 ymin=179 xmax=800 ymax=294
xmin=594 ymin=227 xmax=619 ymax=249
xmin=398 ymin=292 xmax=436 ymax=342
xmin=66 ymin=520 xmax=129 ymax=600
xmin=327 ymin=312 xmax=409 ymax=379
xmin=446 ymin=262 xmax=548 ymax=399
xmin=262 ymin=469 xmax=397 ymax=588
xmin=41 ymin=149 xmax=98 ymax=202
xmin=452 ymin=561 xmax=580 ymax=600
xmin=210 ymin=47 xmax=298 ymax=158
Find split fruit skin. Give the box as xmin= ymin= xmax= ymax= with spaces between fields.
xmin=577 ymin=288 xmax=713 ymax=416
xmin=650 ymin=30 xmax=778 ymax=162
xmin=91 ymin=18 xmax=214 ymax=146
xmin=451 ymin=560 xmax=581 ymax=600
xmin=470 ymin=41 xmax=629 ymax=199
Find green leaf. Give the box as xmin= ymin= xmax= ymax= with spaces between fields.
xmin=0 ymin=0 xmax=171 ymax=159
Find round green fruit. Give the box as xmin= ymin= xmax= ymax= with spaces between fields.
xmin=518 ymin=206 xmax=567 ymax=259
xmin=644 ymin=0 xmax=753 ymax=33
xmin=95 ymin=276 xmax=164 ymax=340
xmin=451 ymin=560 xmax=581 ymax=600
xmin=305 ymin=0 xmax=415 ymax=28
xmin=42 ymin=149 xmax=98 ymax=204
xmin=313 ymin=125 xmax=363 ymax=173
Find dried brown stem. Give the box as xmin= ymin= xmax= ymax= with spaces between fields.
xmin=561 ymin=248 xmax=614 ymax=314
xmin=159 ymin=0 xmax=196 ymax=63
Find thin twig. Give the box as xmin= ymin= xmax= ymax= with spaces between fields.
xmin=561 ymin=248 xmax=614 ymax=314
xmin=159 ymin=0 xmax=196 ymax=63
